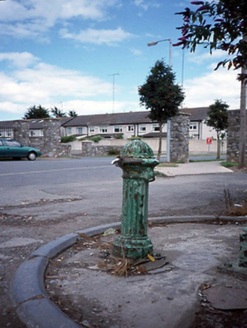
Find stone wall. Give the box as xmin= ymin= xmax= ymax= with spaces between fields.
xmin=13 ymin=119 xmax=71 ymax=158
xmin=170 ymin=113 xmax=190 ymax=163
xmin=81 ymin=140 xmax=123 ymax=157
xmin=227 ymin=110 xmax=247 ymax=162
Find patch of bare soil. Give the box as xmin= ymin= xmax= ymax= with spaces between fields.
xmin=190 ymin=306 xmax=247 ymax=328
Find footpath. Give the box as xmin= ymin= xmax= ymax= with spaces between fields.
xmin=155 ymin=160 xmax=233 ymax=177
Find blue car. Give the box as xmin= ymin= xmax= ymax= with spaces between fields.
xmin=0 ymin=138 xmax=42 ymax=161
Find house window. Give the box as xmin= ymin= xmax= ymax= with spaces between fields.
xmin=139 ymin=125 xmax=146 ymax=132
xmin=67 ymin=127 xmax=72 ymax=135
xmin=76 ymin=127 xmax=83 ymax=134
xmin=152 ymin=124 xmax=160 ymax=132
xmin=100 ymin=127 xmax=107 ymax=133
xmin=30 ymin=131 xmax=35 ymax=136
xmin=40 ymin=130 xmax=44 ymax=136
xmin=190 ymin=122 xmax=198 ymax=130
xmin=114 ymin=126 xmax=122 ymax=133
xmin=128 ymin=125 xmax=134 ymax=132
xmin=89 ymin=127 xmax=94 ymax=133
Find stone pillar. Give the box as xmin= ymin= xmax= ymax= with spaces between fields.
xmin=13 ymin=120 xmax=30 ymax=145
xmin=227 ymin=110 xmax=247 ymax=163
xmin=81 ymin=140 xmax=94 ymax=156
xmin=43 ymin=119 xmax=61 ymax=157
xmin=170 ymin=113 xmax=190 ymax=163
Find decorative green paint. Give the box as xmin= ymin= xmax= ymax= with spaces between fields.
xmin=239 ymin=227 xmax=247 ymax=267
xmin=120 ymin=139 xmax=155 ymax=159
xmin=112 ymin=140 xmax=159 ymax=259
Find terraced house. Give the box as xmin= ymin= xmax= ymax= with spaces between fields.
xmin=0 ymin=107 xmax=227 ymax=141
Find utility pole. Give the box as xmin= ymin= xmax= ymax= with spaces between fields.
xmin=109 ymin=73 xmax=119 ymax=113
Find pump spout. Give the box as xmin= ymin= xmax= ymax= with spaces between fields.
xmin=111 ymin=158 xmax=120 ymax=167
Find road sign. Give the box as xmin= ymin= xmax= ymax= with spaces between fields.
xmin=206 ymin=137 xmax=213 ymax=145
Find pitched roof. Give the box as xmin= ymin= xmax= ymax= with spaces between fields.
xmin=182 ymin=107 xmax=208 ymax=121
xmin=0 ymin=107 xmax=212 ymax=129
xmin=0 ymin=120 xmax=14 ymax=128
xmin=62 ymin=111 xmax=152 ymax=127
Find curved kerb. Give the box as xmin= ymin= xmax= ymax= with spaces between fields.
xmin=9 ymin=216 xmax=247 ymax=328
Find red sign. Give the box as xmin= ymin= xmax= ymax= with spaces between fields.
xmin=206 ymin=137 xmax=213 ymax=145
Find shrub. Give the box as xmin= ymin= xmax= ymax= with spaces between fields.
xmin=127 ymin=136 xmax=143 ymax=140
xmin=107 ymin=148 xmax=121 ymax=156
xmin=114 ymin=134 xmax=123 ymax=139
xmin=88 ymin=135 xmax=104 ymax=143
xmin=61 ymin=135 xmax=76 ymax=143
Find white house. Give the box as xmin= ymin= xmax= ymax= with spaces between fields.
xmin=182 ymin=107 xmax=218 ymax=139
xmin=62 ymin=111 xmax=168 ymax=140
xmin=0 ymin=107 xmax=226 ymax=141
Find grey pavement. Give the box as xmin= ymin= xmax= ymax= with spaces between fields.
xmin=155 ymin=160 xmax=233 ymax=177
xmin=9 ymin=218 xmax=247 ymax=328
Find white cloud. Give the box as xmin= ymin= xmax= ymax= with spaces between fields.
xmin=62 ymin=100 xmax=140 ymax=115
xmin=0 ymin=0 xmax=120 ymax=39
xmin=183 ymin=68 xmax=241 ymax=109
xmin=0 ymin=102 xmax=25 ymax=114
xmin=0 ymin=52 xmax=40 ymax=68
xmin=0 ymin=52 xmax=115 ymax=117
xmin=130 ymin=48 xmax=142 ymax=56
xmin=0 ymin=51 xmax=142 ymax=119
xmin=134 ymin=0 xmax=160 ymax=11
xmin=187 ymin=49 xmax=233 ymax=65
xmin=60 ymin=27 xmax=134 ymax=45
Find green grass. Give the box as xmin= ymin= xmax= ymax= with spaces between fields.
xmin=189 ymin=158 xmax=222 ymax=163
xmin=220 ymin=161 xmax=239 ymax=168
xmin=157 ymin=163 xmax=178 ymax=167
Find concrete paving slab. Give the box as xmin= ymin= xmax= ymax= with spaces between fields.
xmin=155 ymin=161 xmax=233 ymax=177
xmin=203 ymin=286 xmax=247 ymax=310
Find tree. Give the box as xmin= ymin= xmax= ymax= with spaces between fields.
xmin=138 ymin=60 xmax=185 ymax=161
xmin=206 ymin=99 xmax=228 ymax=159
xmin=23 ymin=105 xmax=50 ymax=119
xmin=68 ymin=110 xmax=78 ymax=117
xmin=51 ymin=106 xmax=66 ymax=118
xmin=174 ymin=0 xmax=247 ymax=167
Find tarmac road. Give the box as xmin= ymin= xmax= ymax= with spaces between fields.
xmin=0 ymin=157 xmax=247 ymax=327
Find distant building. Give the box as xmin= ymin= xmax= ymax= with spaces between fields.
xmin=182 ymin=107 xmax=218 ymax=139
xmin=62 ymin=111 xmax=167 ymax=139
xmin=0 ymin=107 xmax=229 ymax=141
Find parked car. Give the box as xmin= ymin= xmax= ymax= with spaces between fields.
xmin=0 ymin=138 xmax=42 ymax=161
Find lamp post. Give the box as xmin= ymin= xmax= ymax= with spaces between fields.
xmin=147 ymin=38 xmax=172 ymax=162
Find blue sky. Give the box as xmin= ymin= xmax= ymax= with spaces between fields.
xmin=0 ymin=0 xmax=241 ymax=121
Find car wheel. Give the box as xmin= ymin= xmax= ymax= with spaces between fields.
xmin=27 ymin=152 xmax=37 ymax=161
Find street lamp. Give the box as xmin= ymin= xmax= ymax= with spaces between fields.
xmin=147 ymin=38 xmax=172 ymax=67
xmin=147 ymin=38 xmax=172 ymax=162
